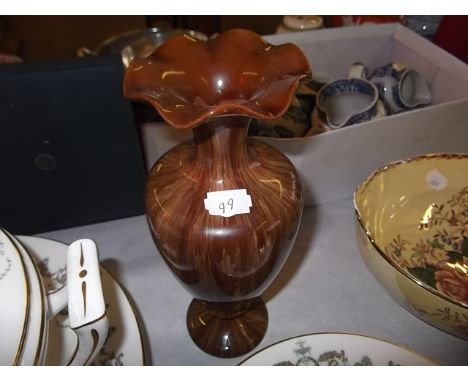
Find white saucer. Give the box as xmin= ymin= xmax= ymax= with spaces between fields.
xmin=18 ymin=235 xmax=145 ymax=366
xmin=239 ymin=332 xmax=437 ymax=366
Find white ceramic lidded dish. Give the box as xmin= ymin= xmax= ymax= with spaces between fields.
xmin=0 ymin=228 xmax=30 ymax=365
xmin=0 ymin=229 xmax=49 ymax=365
xmin=13 ymin=233 xmax=49 ymax=365
xmin=1 ymin=226 xmax=110 ymax=366
xmin=18 ymin=235 xmax=145 ymax=365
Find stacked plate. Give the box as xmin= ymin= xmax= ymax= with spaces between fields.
xmin=239 ymin=333 xmax=437 ymax=366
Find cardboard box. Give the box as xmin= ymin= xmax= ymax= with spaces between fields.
xmin=140 ymin=23 xmax=468 ymax=206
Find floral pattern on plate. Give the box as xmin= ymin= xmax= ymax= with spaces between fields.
xmin=239 ymin=333 xmax=436 ymax=366
xmin=272 ymin=340 xmax=398 ymax=366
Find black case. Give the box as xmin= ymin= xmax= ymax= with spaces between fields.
xmin=0 ymin=55 xmax=146 ymax=234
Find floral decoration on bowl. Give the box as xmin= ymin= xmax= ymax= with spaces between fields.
xmin=354 ymin=153 xmax=468 ymax=339
xmin=385 ymin=186 xmax=468 ymax=305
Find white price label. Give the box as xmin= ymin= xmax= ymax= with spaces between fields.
xmin=426 ymin=169 xmax=447 ymax=191
xmin=204 ymin=189 xmax=252 ymax=217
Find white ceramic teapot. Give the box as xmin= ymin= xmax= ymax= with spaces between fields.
xmin=0 ymin=229 xmax=108 ymax=365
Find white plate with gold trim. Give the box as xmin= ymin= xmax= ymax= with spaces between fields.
xmin=18 ymin=235 xmax=145 ymax=366
xmin=239 ymin=332 xmax=437 ymax=366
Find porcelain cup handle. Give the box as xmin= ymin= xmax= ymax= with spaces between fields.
xmin=348 ymin=62 xmax=368 ymax=79
xmin=65 ymin=239 xmax=109 ymax=366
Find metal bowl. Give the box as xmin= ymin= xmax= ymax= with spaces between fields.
xmin=78 ymin=28 xmax=207 ymax=68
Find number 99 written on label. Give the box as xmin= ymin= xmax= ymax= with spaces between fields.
xmin=204 ymin=189 xmax=252 ymax=217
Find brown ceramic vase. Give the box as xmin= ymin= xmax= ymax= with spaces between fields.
xmin=124 ymin=29 xmax=311 ymax=358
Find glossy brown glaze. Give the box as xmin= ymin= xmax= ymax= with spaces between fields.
xmin=187 ymin=297 xmax=268 ymax=358
xmin=124 ymin=28 xmax=311 ymax=128
xmin=146 ymin=117 xmax=303 ymax=301
xmin=124 ymin=29 xmax=311 ymax=358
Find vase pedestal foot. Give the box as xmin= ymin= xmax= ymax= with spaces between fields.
xmin=186 ymin=297 xmax=268 ymax=358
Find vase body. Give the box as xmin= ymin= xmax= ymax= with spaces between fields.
xmin=123 ymin=28 xmax=311 ymax=358
xmin=145 ymin=116 xmax=303 ymax=357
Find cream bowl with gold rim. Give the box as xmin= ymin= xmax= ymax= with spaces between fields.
xmin=354 ymin=153 xmax=468 ymax=339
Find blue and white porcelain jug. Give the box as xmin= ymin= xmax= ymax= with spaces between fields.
xmin=350 ymin=62 xmax=432 ymax=114
xmin=314 ymin=77 xmax=386 ymax=130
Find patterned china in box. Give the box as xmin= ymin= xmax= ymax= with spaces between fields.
xmin=350 ymin=62 xmax=432 ymax=114
xmin=354 ymin=154 xmax=468 ymax=339
xmin=298 ymin=71 xmax=335 ymax=96
xmin=314 ymin=77 xmax=386 ymax=131
xmin=249 ymin=96 xmax=311 ymax=138
xmin=250 ymin=71 xmax=335 ymax=138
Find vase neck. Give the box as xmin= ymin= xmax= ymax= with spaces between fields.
xmin=193 ymin=116 xmax=249 ymax=162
